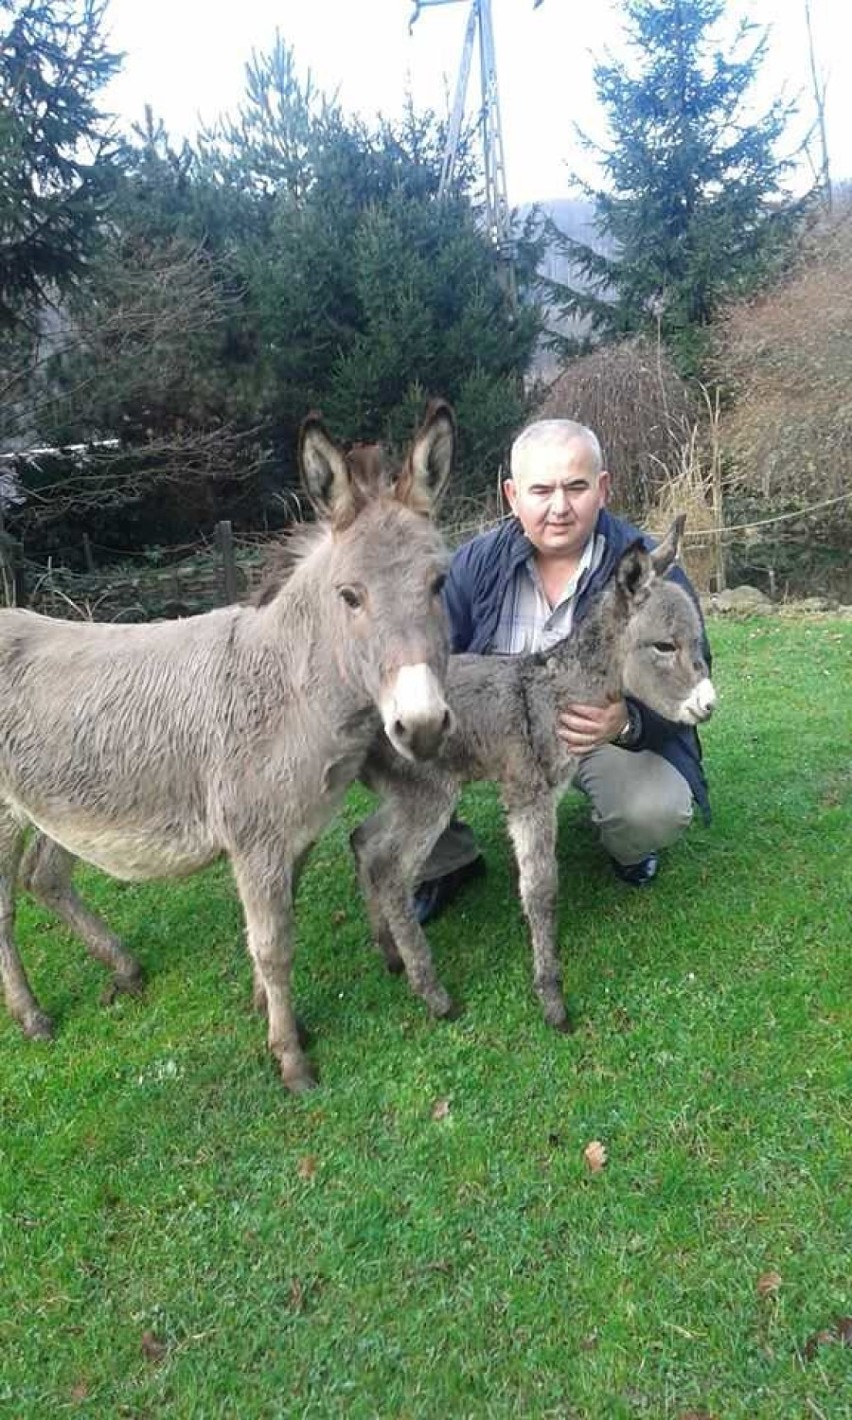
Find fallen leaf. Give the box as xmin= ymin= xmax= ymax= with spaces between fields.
xmin=583 ymin=1140 xmax=607 ymax=1172
xmin=431 ymin=1097 xmax=451 ymax=1121
xmin=757 ymin=1270 xmax=782 ymax=1297
xmin=297 ymin=1154 xmax=318 ymax=1180
xmin=70 ymin=1379 xmax=89 ymax=1401
xmin=140 ymin=1330 xmax=166 ymax=1363
xmin=331 ymin=909 xmax=347 ymax=926
xmin=289 ymin=1277 xmax=304 ymax=1310
xmin=803 ymin=1316 xmax=852 ymax=1363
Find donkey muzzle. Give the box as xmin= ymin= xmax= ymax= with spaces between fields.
xmin=679 ymin=677 xmax=717 ymax=725
xmin=381 ymin=664 xmax=454 ymax=761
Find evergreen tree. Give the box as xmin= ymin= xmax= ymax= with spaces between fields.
xmin=201 ymin=36 xmax=544 ymax=492
xmin=548 ymin=0 xmax=804 ymax=368
xmin=0 ymin=0 xmax=122 ymax=328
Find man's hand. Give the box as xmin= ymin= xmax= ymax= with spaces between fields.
xmin=557 ymin=699 xmax=630 ymax=755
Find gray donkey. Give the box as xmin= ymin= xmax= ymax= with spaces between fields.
xmin=351 ymin=517 xmax=716 ymax=1033
xmin=0 ymin=402 xmax=456 ymax=1092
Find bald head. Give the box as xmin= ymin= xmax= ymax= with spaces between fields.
xmin=510 ymin=420 xmax=603 ymax=488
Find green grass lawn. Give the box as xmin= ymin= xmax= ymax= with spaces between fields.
xmin=1 ymin=616 xmax=850 ymax=1418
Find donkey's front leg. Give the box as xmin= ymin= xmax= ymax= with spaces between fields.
xmin=505 ymin=793 xmax=571 ymax=1033
xmin=350 ymin=789 xmax=462 ymax=1011
xmin=231 ymin=850 xmax=315 ymax=1093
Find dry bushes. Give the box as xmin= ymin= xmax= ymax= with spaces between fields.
xmin=536 ymin=336 xmax=725 ymax=591
xmin=536 ymin=336 xmax=697 ymax=518
xmin=716 ymin=200 xmax=852 ymax=580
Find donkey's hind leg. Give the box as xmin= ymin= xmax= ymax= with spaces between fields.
xmin=19 ymin=835 xmax=143 ymax=1004
xmin=0 ymin=813 xmax=54 ymax=1039
xmin=505 ymin=792 xmax=571 ymax=1033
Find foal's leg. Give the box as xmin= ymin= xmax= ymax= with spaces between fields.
xmin=351 ymin=787 xmax=459 ymax=1020
xmin=505 ymin=792 xmax=571 ymax=1032
xmin=19 ymin=835 xmax=143 ymax=1003
xmin=230 ymin=849 xmax=315 ymax=1094
xmin=0 ymin=814 xmax=53 ymax=1039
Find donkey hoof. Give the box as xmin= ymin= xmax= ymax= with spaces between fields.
xmin=282 ymin=1064 xmax=319 ymax=1095
xmin=101 ymin=971 xmax=144 ymax=1007
xmin=546 ymin=1007 xmax=574 ymax=1034
xmin=433 ymin=993 xmax=462 ymax=1022
xmin=23 ymin=1010 xmax=55 ymax=1041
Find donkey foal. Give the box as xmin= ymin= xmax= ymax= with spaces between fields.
xmin=0 ymin=402 xmax=457 ymax=1092
xmin=352 ymin=518 xmax=716 ymax=1032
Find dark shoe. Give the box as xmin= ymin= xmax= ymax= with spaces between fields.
xmin=412 ymin=857 xmax=486 ymax=925
xmin=610 ymin=852 xmax=659 ymax=887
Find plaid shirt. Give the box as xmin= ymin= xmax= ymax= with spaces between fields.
xmin=491 ymin=533 xmax=606 ymax=655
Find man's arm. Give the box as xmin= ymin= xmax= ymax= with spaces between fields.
xmin=442 ymin=541 xmax=476 ymax=653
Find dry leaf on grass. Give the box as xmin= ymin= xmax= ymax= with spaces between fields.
xmin=756 ymin=1270 xmax=782 ymax=1297
xmin=140 ymin=1331 xmax=167 ymax=1364
xmin=803 ymin=1316 xmax=852 ymax=1363
xmin=583 ymin=1140 xmax=607 ymax=1172
xmin=297 ymin=1154 xmax=318 ymax=1181
xmin=431 ymin=1097 xmax=451 ymax=1122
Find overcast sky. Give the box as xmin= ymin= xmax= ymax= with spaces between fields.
xmin=101 ymin=0 xmax=847 ymax=206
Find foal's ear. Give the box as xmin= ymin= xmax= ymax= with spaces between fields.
xmin=299 ymin=413 xmax=356 ymax=524
xmin=650 ymin=514 xmax=686 ymax=577
xmin=397 ymin=399 xmax=455 ymax=514
xmin=615 ymin=540 xmax=655 ymax=604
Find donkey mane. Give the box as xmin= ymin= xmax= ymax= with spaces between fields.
xmin=252 ymin=522 xmax=331 ymax=608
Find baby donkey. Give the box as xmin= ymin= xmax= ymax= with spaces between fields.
xmin=351 ymin=516 xmax=716 ymax=1033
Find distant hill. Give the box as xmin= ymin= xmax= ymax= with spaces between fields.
xmin=518 ymin=197 xmax=614 ymax=378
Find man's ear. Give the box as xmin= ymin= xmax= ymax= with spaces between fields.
xmin=598 ymin=469 xmax=611 ymax=504
xmin=503 ymin=477 xmax=519 ymax=517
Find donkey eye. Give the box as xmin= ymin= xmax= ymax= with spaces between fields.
xmin=338 ymin=586 xmax=362 ymax=610
xmin=653 ymin=641 xmax=676 ymax=654
xmin=431 ymin=573 xmax=447 ymax=596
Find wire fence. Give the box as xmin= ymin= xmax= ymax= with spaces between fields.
xmin=2 ymin=487 xmax=851 ymax=621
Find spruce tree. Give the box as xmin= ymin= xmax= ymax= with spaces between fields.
xmin=549 ymin=0 xmax=803 ymax=368
xmin=0 ymin=0 xmax=122 ymax=328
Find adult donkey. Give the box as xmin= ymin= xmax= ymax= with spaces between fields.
xmin=0 ymin=401 xmax=456 ymax=1092
xmin=352 ymin=517 xmax=716 ymax=1033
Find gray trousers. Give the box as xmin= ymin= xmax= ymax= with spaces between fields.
xmin=419 ymin=744 xmax=694 ymax=881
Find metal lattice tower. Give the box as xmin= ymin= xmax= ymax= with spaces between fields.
xmin=411 ymin=1 xmax=541 ymax=307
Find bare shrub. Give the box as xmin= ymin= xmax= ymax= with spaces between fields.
xmin=715 ymin=198 xmax=852 ymax=592
xmin=536 ymin=335 xmax=697 ymax=518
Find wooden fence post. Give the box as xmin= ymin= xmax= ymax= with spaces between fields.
xmin=0 ymin=532 xmax=27 ymax=607
xmin=215 ymin=520 xmax=238 ymax=605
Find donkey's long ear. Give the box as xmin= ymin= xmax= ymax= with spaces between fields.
xmin=397 ymin=399 xmax=455 ymax=514
xmin=299 ymin=413 xmax=356 ymax=526
xmin=650 ymin=514 xmax=686 ymax=577
xmin=615 ymin=539 xmax=655 ymax=605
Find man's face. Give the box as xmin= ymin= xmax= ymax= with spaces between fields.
xmin=503 ymin=437 xmax=610 ymax=561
